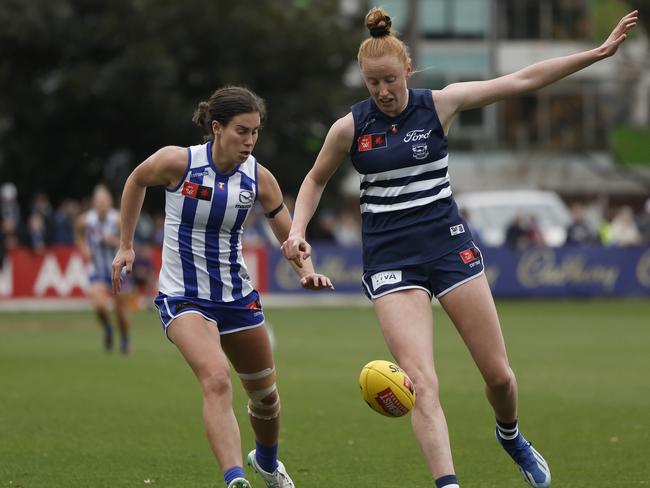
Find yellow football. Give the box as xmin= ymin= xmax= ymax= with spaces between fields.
xmin=359 ymin=360 xmax=416 ymax=417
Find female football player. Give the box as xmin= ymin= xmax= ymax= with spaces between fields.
xmin=76 ymin=184 xmax=131 ymax=354
xmin=112 ymin=86 xmax=332 ymax=488
xmin=282 ymin=7 xmax=638 ymax=488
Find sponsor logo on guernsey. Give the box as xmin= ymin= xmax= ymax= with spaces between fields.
xmin=450 ymin=224 xmax=465 ymax=236
xmin=411 ymin=143 xmax=429 ymax=160
xmin=236 ymin=190 xmax=254 ymax=209
xmin=371 ymin=270 xmax=402 ymax=290
xmin=358 ymin=133 xmax=387 ymax=152
xmin=190 ymin=168 xmax=209 ymax=178
xmin=459 ymin=247 xmax=480 ymax=265
xmin=375 ymin=387 xmax=408 ymax=416
xmin=217 ymin=182 xmax=225 ymax=190
xmin=182 ymin=181 xmax=213 ymax=201
xmin=403 ymin=129 xmax=432 ymax=143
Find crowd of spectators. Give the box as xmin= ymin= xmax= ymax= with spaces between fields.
xmin=502 ymin=200 xmax=650 ymax=250
xmin=1 ymin=181 xmax=648 ymax=266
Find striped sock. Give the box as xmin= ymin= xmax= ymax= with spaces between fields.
xmin=496 ymin=418 xmax=519 ymax=442
xmin=435 ymin=474 xmax=460 ymax=488
xmin=223 ymin=466 xmax=245 ymax=486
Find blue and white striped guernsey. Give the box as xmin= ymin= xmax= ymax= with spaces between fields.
xmin=85 ymin=208 xmax=119 ymax=282
xmin=158 ymin=141 xmax=258 ymax=302
xmin=350 ymin=88 xmax=473 ymax=272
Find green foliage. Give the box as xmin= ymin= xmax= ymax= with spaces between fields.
xmin=1 ymin=300 xmax=650 ymax=487
xmin=0 ymin=0 xmax=363 ymax=203
xmin=611 ymin=126 xmax=650 ymax=166
xmin=591 ymin=0 xmax=630 ymax=42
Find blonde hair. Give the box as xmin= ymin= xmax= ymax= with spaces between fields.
xmin=357 ymin=7 xmax=412 ymax=69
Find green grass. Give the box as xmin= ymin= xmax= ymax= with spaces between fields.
xmin=611 ymin=127 xmax=650 ymax=166
xmin=1 ymin=300 xmax=649 ymax=487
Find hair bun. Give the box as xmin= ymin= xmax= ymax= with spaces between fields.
xmin=366 ymin=8 xmax=392 ymax=38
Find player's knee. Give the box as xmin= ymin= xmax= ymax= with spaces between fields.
xmin=485 ymin=366 xmax=516 ymax=392
xmin=246 ymin=384 xmax=280 ymax=420
xmin=201 ymin=371 xmax=233 ymax=400
xmin=407 ymin=369 xmax=440 ymax=401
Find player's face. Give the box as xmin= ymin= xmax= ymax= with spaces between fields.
xmin=213 ymin=112 xmax=261 ymax=165
xmin=93 ymin=189 xmax=112 ymax=214
xmin=361 ymin=55 xmax=411 ymax=117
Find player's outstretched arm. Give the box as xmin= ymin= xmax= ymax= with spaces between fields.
xmin=257 ymin=164 xmax=334 ymax=290
xmin=111 ymin=146 xmax=187 ymax=293
xmin=282 ymin=113 xmax=354 ymax=264
xmin=434 ymin=10 xmax=639 ymax=132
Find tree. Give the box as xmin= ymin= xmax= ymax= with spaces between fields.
xmin=0 ymin=0 xmax=363 ymax=210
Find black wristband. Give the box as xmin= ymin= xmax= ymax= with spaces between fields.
xmin=264 ymin=202 xmax=285 ymax=219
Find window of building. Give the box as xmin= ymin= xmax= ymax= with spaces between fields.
xmin=498 ymin=0 xmax=589 ymax=40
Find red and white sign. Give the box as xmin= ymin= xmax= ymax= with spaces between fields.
xmin=0 ymin=245 xmax=268 ymax=302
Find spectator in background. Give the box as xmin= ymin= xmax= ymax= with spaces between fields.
xmin=28 ymin=192 xmax=54 ymax=254
xmin=505 ymin=215 xmax=530 ymax=251
xmin=152 ymin=211 xmax=165 ymax=246
xmin=636 ymin=198 xmax=650 ymax=245
xmin=526 ymin=216 xmax=546 ymax=247
xmin=1 ymin=182 xmax=20 ymax=250
xmin=609 ymin=205 xmax=642 ymax=246
xmin=332 ymin=208 xmax=361 ymax=245
xmin=598 ymin=206 xmax=615 ymax=245
xmin=565 ymin=203 xmax=597 ymax=245
xmin=53 ymin=198 xmax=81 ymax=245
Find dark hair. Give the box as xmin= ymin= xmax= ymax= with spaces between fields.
xmin=192 ymin=86 xmax=266 ymax=137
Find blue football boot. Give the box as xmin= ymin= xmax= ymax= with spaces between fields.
xmin=497 ymin=429 xmax=551 ymax=487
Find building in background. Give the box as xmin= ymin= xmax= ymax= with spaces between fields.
xmin=340 ymin=0 xmax=650 ymax=200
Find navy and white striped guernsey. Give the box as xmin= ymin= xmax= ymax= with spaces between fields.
xmin=85 ymin=208 xmax=119 ymax=282
xmin=158 ymin=141 xmax=258 ymax=302
xmin=350 ymin=88 xmax=473 ymax=272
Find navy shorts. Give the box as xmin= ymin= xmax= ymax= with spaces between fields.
xmin=153 ymin=291 xmax=265 ymax=339
xmin=361 ymin=241 xmax=484 ymax=300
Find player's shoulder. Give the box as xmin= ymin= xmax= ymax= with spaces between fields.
xmin=153 ymin=145 xmax=188 ymax=164
xmin=145 ymin=145 xmax=189 ymax=177
xmin=329 ymin=112 xmax=354 ymax=139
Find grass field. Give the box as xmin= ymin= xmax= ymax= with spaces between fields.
xmin=1 ymin=300 xmax=649 ymax=488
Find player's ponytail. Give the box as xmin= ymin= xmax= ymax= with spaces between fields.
xmin=192 ymin=101 xmax=211 ymax=132
xmin=358 ymin=7 xmax=411 ymax=69
xmin=192 ymin=86 xmax=266 ymax=141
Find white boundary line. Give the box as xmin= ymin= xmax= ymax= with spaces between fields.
xmin=0 ymin=294 xmax=378 ymax=311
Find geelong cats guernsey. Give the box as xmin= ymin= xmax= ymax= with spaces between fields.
xmin=350 ymin=88 xmax=472 ymax=271
xmin=85 ymin=208 xmax=119 ymax=281
xmin=158 ymin=141 xmax=258 ymax=302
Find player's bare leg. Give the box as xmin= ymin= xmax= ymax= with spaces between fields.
xmin=113 ymin=292 xmax=131 ymax=354
xmin=373 ymin=289 xmax=456 ymax=481
xmin=167 ymin=315 xmax=243 ymax=472
xmin=438 ymin=274 xmax=517 ymax=421
xmin=87 ymin=282 xmax=114 ymax=351
xmin=223 ymin=325 xmax=295 ymax=488
xmin=440 ymin=274 xmax=550 ymax=487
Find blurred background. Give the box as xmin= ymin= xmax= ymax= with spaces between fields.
xmin=1 ymin=3 xmax=649 ymax=488
xmin=1 ymin=0 xmax=649 ymax=305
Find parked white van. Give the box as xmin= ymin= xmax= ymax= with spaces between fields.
xmin=455 ymin=190 xmax=572 ymax=247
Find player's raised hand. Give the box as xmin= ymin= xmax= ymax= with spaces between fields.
xmin=599 ymin=10 xmax=638 ymax=58
xmin=111 ymin=248 xmax=135 ymax=294
xmin=281 ymin=235 xmax=312 ymax=268
xmin=300 ymin=273 xmax=335 ymax=291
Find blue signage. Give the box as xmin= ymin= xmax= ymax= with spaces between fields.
xmin=267 ymin=244 xmax=650 ymax=298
